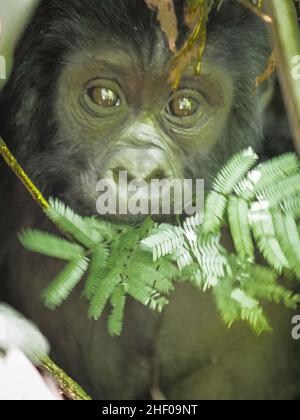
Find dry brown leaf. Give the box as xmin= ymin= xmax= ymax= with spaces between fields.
xmin=145 ymin=0 xmax=178 ymax=53
xmin=169 ymin=0 xmax=208 ymax=89
xmin=256 ymin=51 xmax=278 ymax=87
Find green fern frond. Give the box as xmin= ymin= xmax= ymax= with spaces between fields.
xmin=45 ymin=198 xmax=102 ymax=248
xmin=228 ymin=197 xmax=254 ymax=260
xmin=249 ymin=208 xmax=289 ymax=272
xmin=19 ymin=148 xmax=300 ymax=337
xmin=280 ymin=194 xmax=300 ymax=220
xmin=212 ymin=147 xmax=258 ymax=194
xmin=108 ymin=285 xmax=127 ymax=337
xmin=88 ymin=271 xmax=122 ymax=320
xmin=88 ymin=217 xmax=120 ymax=242
xmin=126 ymin=275 xmax=168 ymax=312
xmin=241 ymin=266 xmax=300 ymax=309
xmin=202 ymin=191 xmax=227 ymax=233
xmin=195 ymin=234 xmax=229 ymax=279
xmin=273 ymin=212 xmax=300 ymax=278
xmin=155 ymin=258 xmax=179 ymax=281
xmin=147 ymin=294 xmax=169 ymax=313
xmin=256 ymin=153 xmax=299 ymax=179
xmin=255 ymin=174 xmax=300 ymax=208
xmin=183 ymin=212 xmax=203 ymax=228
xmin=214 ymin=281 xmax=271 ymax=334
xmin=19 ymin=229 xmax=84 ymax=260
xmin=83 ymin=245 xmax=109 ymax=299
xmin=153 ymin=275 xmax=175 ymax=295
xmin=142 ymin=224 xmax=185 ymax=261
xmin=42 ymin=258 xmax=89 ymax=310
xmin=213 ymin=275 xmax=240 ymax=327
xmin=185 ymin=266 xmax=205 ymax=289
xmin=127 ymin=261 xmax=158 ymax=289
xmin=234 ymin=297 xmax=271 ymax=335
xmin=234 ymin=153 xmax=299 ymax=200
xmin=175 ymin=246 xmax=194 ymax=271
xmin=136 ymin=216 xmax=156 ymax=238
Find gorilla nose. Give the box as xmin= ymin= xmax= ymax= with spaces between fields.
xmin=108 ymin=148 xmax=170 ymax=184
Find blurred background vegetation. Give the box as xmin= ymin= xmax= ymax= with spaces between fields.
xmin=0 ymin=0 xmax=38 ymax=88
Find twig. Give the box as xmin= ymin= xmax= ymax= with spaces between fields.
xmin=237 ymin=0 xmax=272 ymax=23
xmin=41 ymin=355 xmax=92 ymax=400
xmin=266 ymin=0 xmax=300 ymax=155
xmin=0 ymin=138 xmax=49 ymax=209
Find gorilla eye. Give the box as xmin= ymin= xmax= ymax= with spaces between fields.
xmin=167 ymin=95 xmax=199 ymax=118
xmin=88 ymin=87 xmax=121 ymax=108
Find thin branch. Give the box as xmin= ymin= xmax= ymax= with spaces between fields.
xmin=237 ymin=0 xmax=272 ymax=23
xmin=0 ymin=138 xmax=49 ymax=209
xmin=41 ymin=355 xmax=92 ymax=400
xmin=266 ymin=0 xmax=300 ymax=155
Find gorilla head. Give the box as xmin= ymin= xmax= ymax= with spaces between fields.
xmin=4 ymin=1 xmax=296 ymax=402
xmin=0 ymin=0 xmax=270 ymax=221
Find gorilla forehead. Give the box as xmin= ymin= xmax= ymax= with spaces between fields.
xmin=21 ymin=0 xmax=265 ymax=70
xmin=30 ymin=0 xmax=166 ymax=53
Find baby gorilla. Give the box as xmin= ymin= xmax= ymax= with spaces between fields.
xmin=1 ymin=0 xmax=300 ymax=400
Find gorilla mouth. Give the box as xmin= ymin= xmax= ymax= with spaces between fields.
xmin=95 ymin=171 xmax=205 ymax=220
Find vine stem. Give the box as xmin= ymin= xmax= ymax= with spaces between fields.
xmin=266 ymin=0 xmax=300 ymax=156
xmin=41 ymin=355 xmax=92 ymax=401
xmin=0 ymin=138 xmax=49 ymax=209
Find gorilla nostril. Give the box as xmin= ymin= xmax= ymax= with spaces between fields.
xmin=127 ymin=172 xmax=137 ymax=183
xmin=145 ymin=169 xmax=167 ymax=183
xmin=111 ymin=167 xmax=125 ymax=183
xmin=111 ymin=167 xmax=136 ymax=183
xmin=111 ymin=167 xmax=167 ymax=183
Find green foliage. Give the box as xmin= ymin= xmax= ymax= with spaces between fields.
xmin=19 ymin=148 xmax=300 ymax=336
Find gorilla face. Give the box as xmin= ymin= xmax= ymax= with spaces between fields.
xmin=0 ymin=0 xmax=269 ymax=222
xmin=4 ymin=1 xmax=297 ymax=401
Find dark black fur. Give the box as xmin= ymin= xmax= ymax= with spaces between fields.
xmin=0 ymin=0 xmax=270 ymax=198
xmin=1 ymin=0 xmax=300 ymax=400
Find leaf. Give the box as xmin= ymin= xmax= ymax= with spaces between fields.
xmin=169 ymin=0 xmax=208 ymax=89
xmin=241 ymin=265 xmax=300 ymax=310
xmin=249 ymin=207 xmax=289 ymax=272
xmin=142 ymin=224 xmax=185 ymax=261
xmin=228 ymin=197 xmax=255 ymax=260
xmin=42 ymin=258 xmax=89 ymax=310
xmin=234 ymin=153 xmax=299 ymax=200
xmin=196 ymin=234 xmax=229 ymax=278
xmin=232 ymin=288 xmax=271 ymax=334
xmin=202 ymin=191 xmax=227 ymax=233
xmin=212 ymin=148 xmax=259 ymax=194
xmin=256 ymin=174 xmax=300 ymax=208
xmin=145 ymin=0 xmax=178 ymax=52
xmin=108 ymin=286 xmax=127 ymax=337
xmin=19 ymin=229 xmax=84 ymax=261
xmin=280 ymin=194 xmax=300 ymax=219
xmin=88 ymin=271 xmax=122 ymax=320
xmin=273 ymin=212 xmax=300 ymax=278
xmin=256 ymin=51 xmax=277 ymax=88
xmin=45 ymin=198 xmax=102 ymax=248
xmin=18 ymin=148 xmax=300 ymax=337
xmin=213 ymin=274 xmax=240 ymax=327
xmin=83 ymin=245 xmax=109 ymax=299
